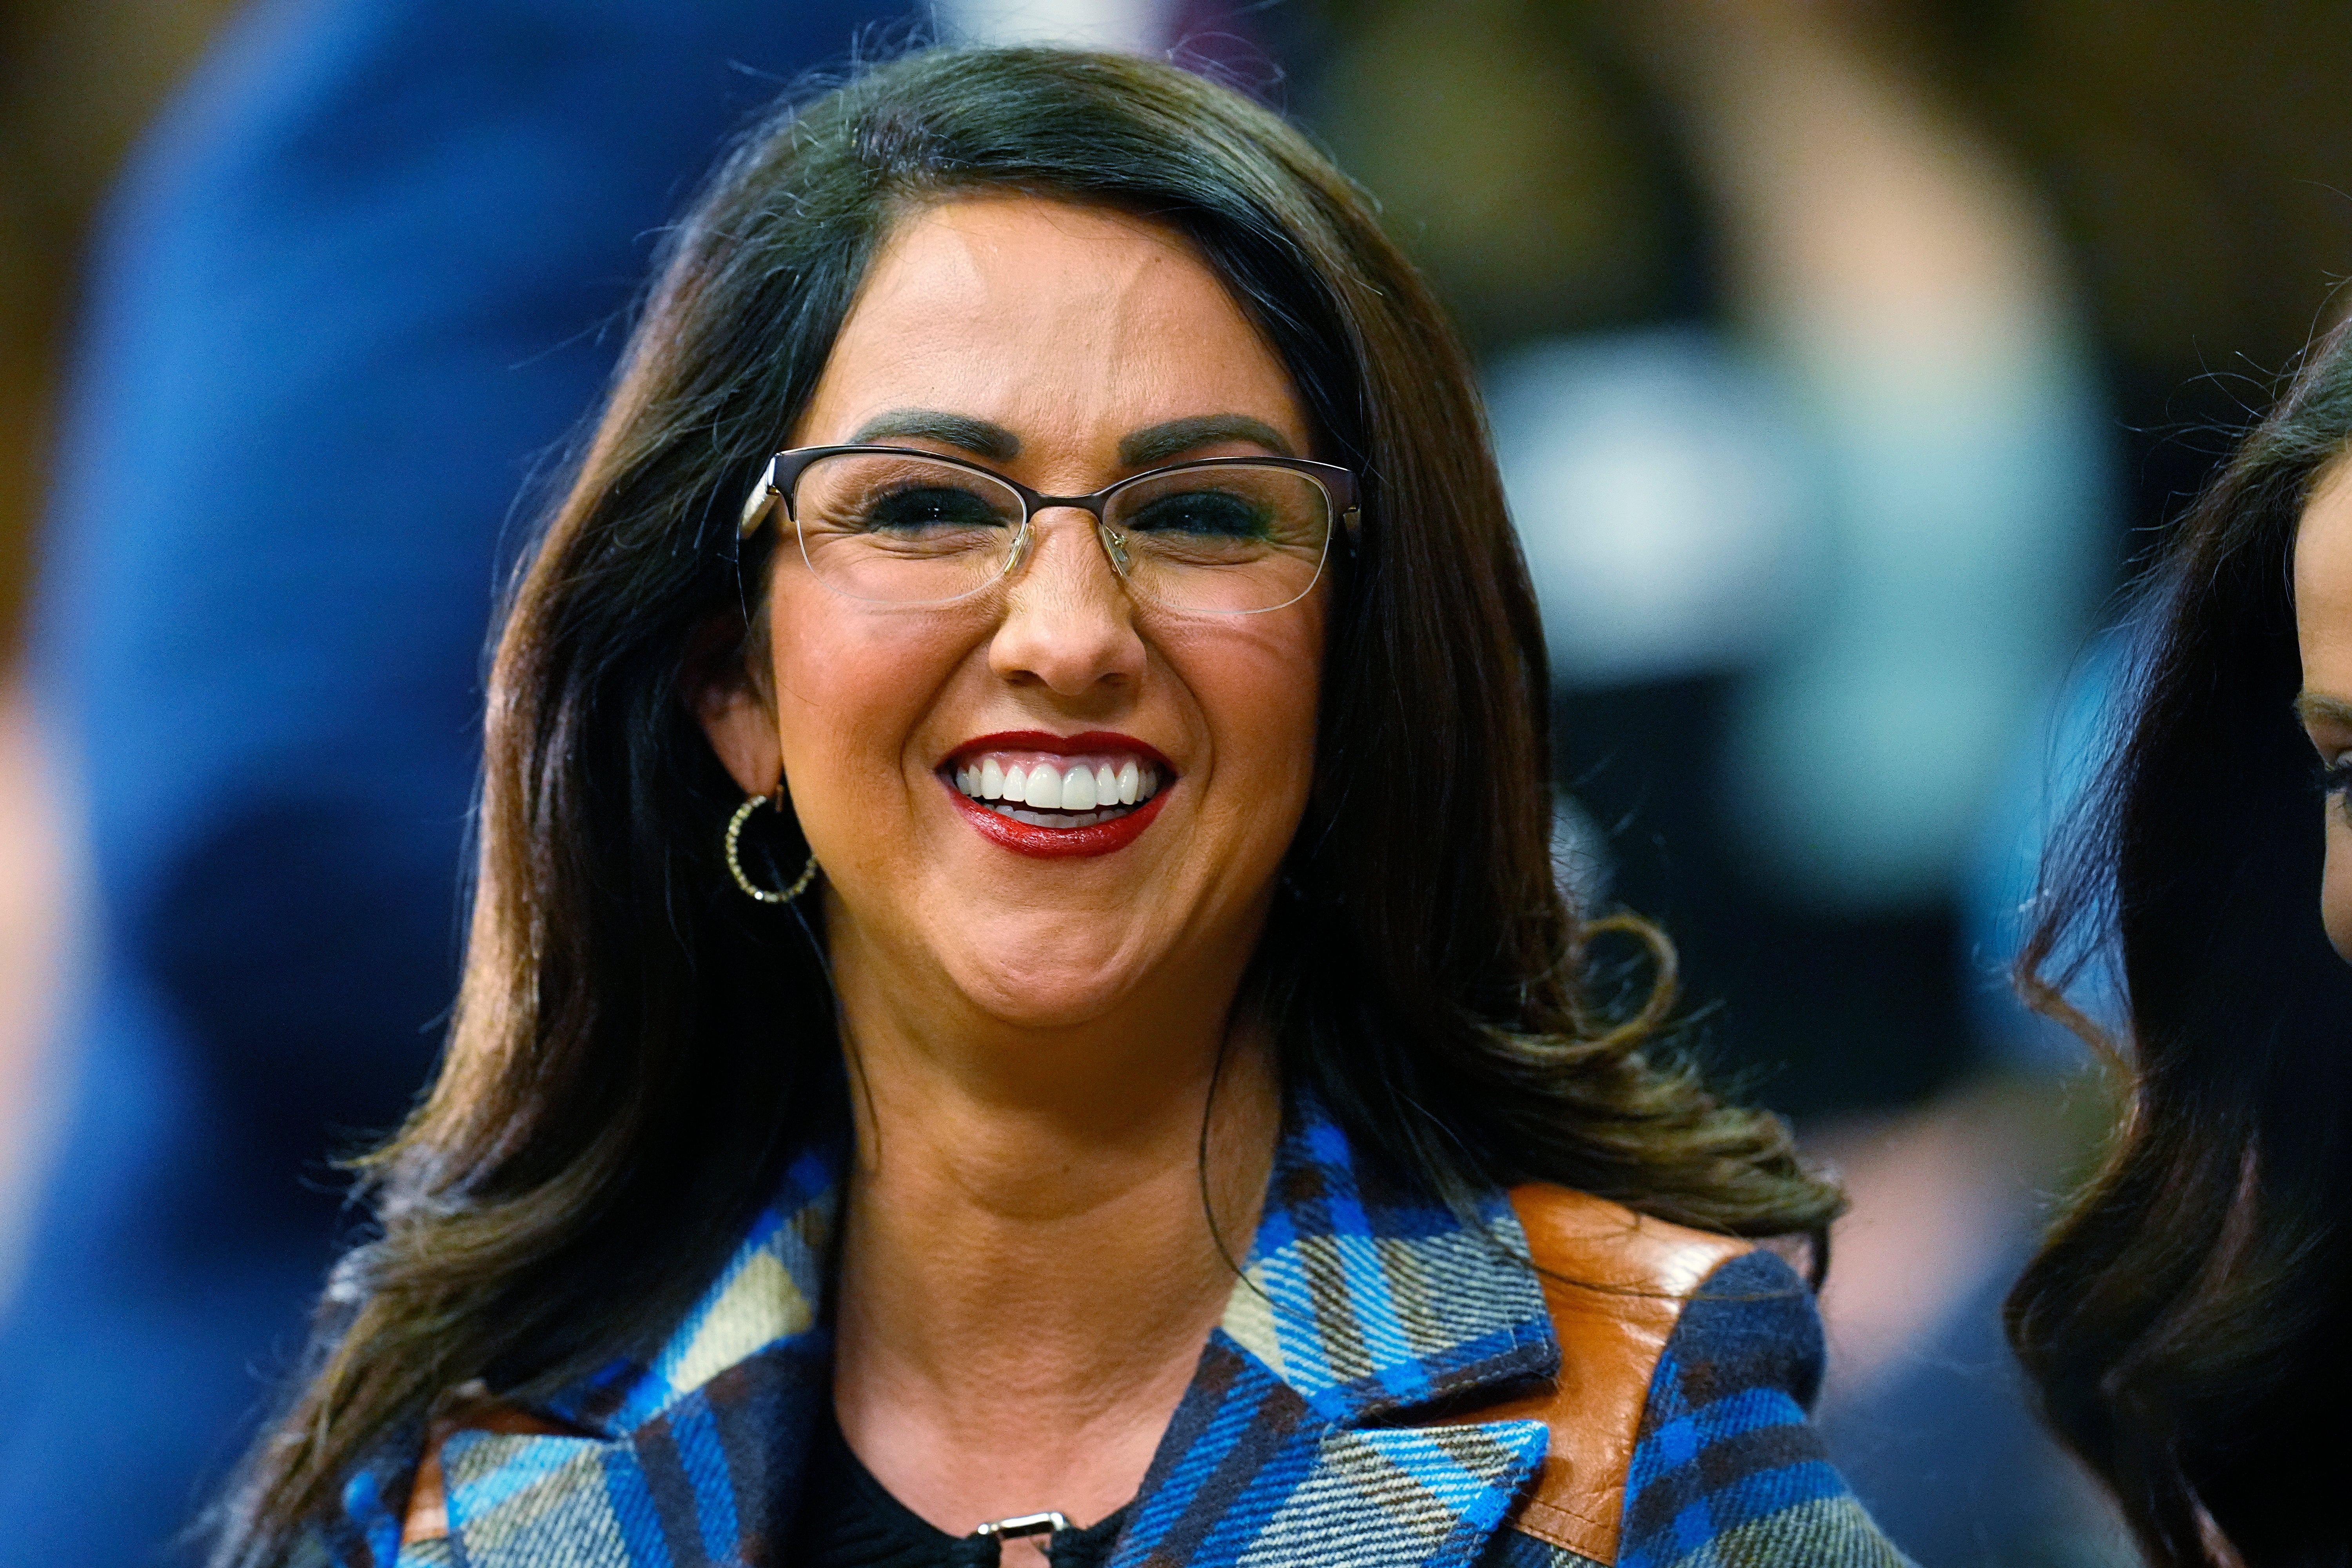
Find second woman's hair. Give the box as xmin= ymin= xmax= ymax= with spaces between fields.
xmin=218 ymin=46 xmax=1840 ymax=1562
xmin=2009 ymin=318 xmax=2352 ymax=1568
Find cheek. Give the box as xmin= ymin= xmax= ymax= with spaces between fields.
xmin=1182 ymin=615 xmax=1323 ymax=810
xmin=767 ymin=593 xmax=958 ymax=809
xmin=2325 ymin=812 xmax=2352 ymax=964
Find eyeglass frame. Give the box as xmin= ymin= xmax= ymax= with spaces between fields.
xmin=734 ymin=443 xmax=1361 ymax=612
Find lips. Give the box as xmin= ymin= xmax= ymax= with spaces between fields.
xmin=940 ymin=731 xmax=1174 ymax=859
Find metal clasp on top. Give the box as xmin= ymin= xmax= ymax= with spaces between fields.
xmin=972 ymin=1510 xmax=1071 ymax=1540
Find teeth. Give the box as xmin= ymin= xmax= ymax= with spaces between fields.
xmin=954 ymin=751 xmax=1169 ymax=825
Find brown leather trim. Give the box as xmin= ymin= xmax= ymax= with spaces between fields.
xmin=1463 ymin=1185 xmax=1753 ymax=1566
xmin=401 ymin=1390 xmax=583 ymax=1544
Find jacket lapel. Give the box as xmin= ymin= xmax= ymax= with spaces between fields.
xmin=384 ymin=1105 xmax=1560 ymax=1568
xmin=1105 ymin=1101 xmax=1557 ymax=1568
xmin=404 ymin=1145 xmax=844 ymax=1568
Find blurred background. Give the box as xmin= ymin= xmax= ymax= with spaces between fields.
xmin=2 ymin=0 xmax=2348 ymax=1561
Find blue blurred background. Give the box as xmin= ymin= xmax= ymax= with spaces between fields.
xmin=1 ymin=1 xmax=2347 ymax=1561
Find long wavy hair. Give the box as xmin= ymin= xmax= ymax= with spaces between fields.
xmin=2007 ymin=319 xmax=2352 ymax=1568
xmin=214 ymin=46 xmax=1841 ymax=1563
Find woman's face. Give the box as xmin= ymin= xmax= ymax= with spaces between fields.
xmin=702 ymin=195 xmax=1326 ymax=1028
xmin=2292 ymin=458 xmax=2352 ymax=960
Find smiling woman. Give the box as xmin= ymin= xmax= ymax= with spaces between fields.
xmin=207 ymin=48 xmax=1902 ymax=1568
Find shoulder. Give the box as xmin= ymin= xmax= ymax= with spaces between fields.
xmin=1495 ymin=1185 xmax=1911 ymax=1568
xmin=367 ymin=1387 xmax=582 ymax=1555
xmin=1619 ymin=1250 xmax=1909 ymax=1568
xmin=1487 ymin=1185 xmax=1754 ymax=1564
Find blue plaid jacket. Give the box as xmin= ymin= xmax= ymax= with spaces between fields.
xmin=314 ymin=1100 xmax=1907 ymax=1568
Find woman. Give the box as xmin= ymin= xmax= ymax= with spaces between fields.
xmin=2009 ymin=319 xmax=2352 ymax=1567
xmin=215 ymin=48 xmax=1903 ymax=1568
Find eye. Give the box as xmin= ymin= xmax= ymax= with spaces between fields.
xmin=858 ymin=483 xmax=1008 ymax=535
xmin=1123 ymin=486 xmax=1273 ymax=540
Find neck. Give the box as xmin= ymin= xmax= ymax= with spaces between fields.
xmin=824 ymin=914 xmax=1282 ymax=1542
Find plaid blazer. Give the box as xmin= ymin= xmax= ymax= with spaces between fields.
xmin=314 ymin=1099 xmax=1908 ymax=1568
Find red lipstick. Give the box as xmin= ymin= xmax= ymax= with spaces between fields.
xmin=948 ymin=785 xmax=1169 ymax=858
xmin=940 ymin=730 xmax=1175 ymax=860
xmin=943 ymin=731 xmax=1174 ymax=771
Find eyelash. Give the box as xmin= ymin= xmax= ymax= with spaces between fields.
xmin=2319 ymin=758 xmax=2352 ymax=799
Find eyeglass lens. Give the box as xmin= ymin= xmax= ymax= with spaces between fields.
xmin=788 ymin=452 xmax=1332 ymax=614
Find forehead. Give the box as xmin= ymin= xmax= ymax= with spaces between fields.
xmin=791 ymin=194 xmax=1308 ymax=452
xmin=2298 ymin=459 xmax=2352 ymax=655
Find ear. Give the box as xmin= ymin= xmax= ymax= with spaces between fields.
xmin=688 ymin=623 xmax=782 ymax=797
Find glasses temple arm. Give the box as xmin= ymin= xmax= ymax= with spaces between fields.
xmin=738 ymin=454 xmax=781 ymax=537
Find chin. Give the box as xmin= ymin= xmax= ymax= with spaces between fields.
xmin=948 ymin=945 xmax=1156 ymax=1031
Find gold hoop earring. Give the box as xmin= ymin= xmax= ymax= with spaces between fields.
xmin=724 ymin=793 xmax=819 ymax=904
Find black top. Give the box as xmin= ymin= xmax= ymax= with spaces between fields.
xmin=791 ymin=1408 xmax=1130 ymax=1568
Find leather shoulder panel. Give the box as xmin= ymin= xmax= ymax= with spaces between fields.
xmin=1483 ymin=1184 xmax=1753 ymax=1566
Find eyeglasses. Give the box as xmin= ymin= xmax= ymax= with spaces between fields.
xmin=736 ymin=445 xmax=1358 ymax=615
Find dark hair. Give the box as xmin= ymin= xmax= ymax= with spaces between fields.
xmin=214 ymin=46 xmax=1841 ymax=1562
xmin=2008 ymin=319 xmax=2352 ymax=1568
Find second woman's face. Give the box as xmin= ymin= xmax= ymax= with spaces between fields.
xmin=714 ymin=196 xmax=1326 ymax=1028
xmin=2293 ymin=458 xmax=2352 ymax=960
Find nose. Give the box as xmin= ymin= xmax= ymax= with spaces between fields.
xmin=987 ymin=508 xmax=1145 ymax=698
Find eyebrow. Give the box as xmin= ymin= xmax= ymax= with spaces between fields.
xmin=840 ymin=410 xmax=1296 ymax=470
xmin=1118 ymin=415 xmax=1297 ymax=468
xmin=846 ymin=408 xmax=1021 ymax=462
xmin=2294 ymin=691 xmax=2352 ymax=727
